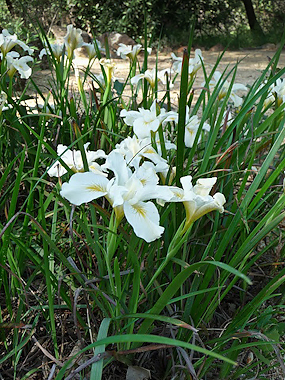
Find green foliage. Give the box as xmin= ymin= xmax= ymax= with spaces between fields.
xmin=0 ymin=0 xmax=285 ymax=47
xmin=68 ymin=0 xmax=244 ymax=42
xmin=1 ymin=23 xmax=285 ymax=380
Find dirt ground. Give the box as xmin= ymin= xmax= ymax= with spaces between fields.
xmin=30 ymin=47 xmax=285 ymax=108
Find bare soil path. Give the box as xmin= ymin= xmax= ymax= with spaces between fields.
xmin=30 ymin=47 xmax=285 ymax=107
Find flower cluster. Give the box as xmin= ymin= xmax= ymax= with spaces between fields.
xmin=120 ymin=100 xmax=210 ymax=149
xmin=57 ymin=140 xmax=225 ymax=242
xmin=39 ymin=24 xmax=104 ymax=63
xmin=53 ymin=100 xmax=226 ymax=242
xmin=0 ymin=29 xmax=34 ymax=79
xmin=119 ymin=46 xmax=249 ymax=110
xmin=45 ymin=40 xmax=235 ymax=243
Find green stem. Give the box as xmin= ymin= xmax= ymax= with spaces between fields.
xmin=139 ymin=222 xmax=192 ymax=302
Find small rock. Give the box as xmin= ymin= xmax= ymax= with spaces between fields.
xmin=209 ymin=43 xmax=225 ymax=52
xmin=97 ymin=32 xmax=136 ymax=57
xmin=261 ymin=43 xmax=277 ymax=51
xmin=176 ymin=45 xmax=188 ymax=53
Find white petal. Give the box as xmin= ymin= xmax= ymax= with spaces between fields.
xmin=184 ymin=128 xmax=197 ymax=148
xmin=137 ymin=185 xmax=173 ymax=203
xmin=47 ymin=163 xmax=67 ymax=177
xmin=124 ymin=201 xmax=164 ymax=242
xmin=60 ymin=172 xmax=109 ymax=205
xmin=120 ymin=109 xmax=141 ymax=126
xmin=202 ymin=122 xmax=211 ymax=132
xmin=230 ymin=92 xmax=243 ymax=107
xmin=39 ymin=48 xmax=47 ymax=59
xmin=103 ymin=151 xmax=131 ymax=185
xmin=169 ymin=187 xmax=185 ymax=201
xmin=232 ymin=83 xmax=247 ymax=92
xmin=192 ymin=197 xmax=225 ymax=222
xmin=131 ymin=74 xmax=144 ymax=86
xmin=133 ymin=117 xmax=160 ymax=139
xmin=180 ymin=176 xmax=194 ymax=194
xmin=108 ymin=183 xmax=128 ymax=207
xmin=213 ymin=192 xmax=226 ymax=209
xmin=193 ymin=178 xmax=217 ymax=196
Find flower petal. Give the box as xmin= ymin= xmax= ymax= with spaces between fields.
xmin=124 ymin=200 xmax=164 ymax=242
xmin=193 ymin=178 xmax=217 ymax=196
xmin=60 ymin=172 xmax=109 ymax=205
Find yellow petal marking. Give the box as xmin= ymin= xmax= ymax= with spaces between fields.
xmin=86 ymin=184 xmax=105 ymax=192
xmin=133 ymin=204 xmax=147 ymax=218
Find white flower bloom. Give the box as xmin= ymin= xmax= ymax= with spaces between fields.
xmin=93 ymin=73 xmax=105 ymax=88
xmin=48 ymin=143 xmax=107 ymax=177
xmin=131 ymin=67 xmax=171 ymax=88
xmin=171 ymin=49 xmax=203 ymax=76
xmin=64 ymin=24 xmax=85 ymax=59
xmin=99 ymin=58 xmax=116 ymax=84
xmin=82 ymin=42 xmax=98 ymax=60
xmin=114 ymin=135 xmax=170 ymax=176
xmin=116 ymin=43 xmax=142 ymax=60
xmin=189 ymin=49 xmax=203 ymax=75
xmin=161 ymin=107 xmax=210 ymax=148
xmin=254 ymin=79 xmax=284 ymax=109
xmin=161 ymin=110 xmax=179 ymax=126
xmin=39 ymin=43 xmax=65 ymax=61
xmin=206 ymin=71 xmax=247 ymax=107
xmin=107 ymin=152 xmax=173 ymax=242
xmin=114 ymin=136 xmax=153 ymax=169
xmin=0 ymin=91 xmax=7 ymax=114
xmin=0 ymin=29 xmax=34 ymax=56
xmin=6 ymin=53 xmax=33 ymax=79
xmin=184 ymin=114 xmax=210 ymax=148
xmin=171 ymin=53 xmax=182 ymax=73
xmin=271 ymin=78 xmax=285 ymax=106
xmin=170 ymin=176 xmax=226 ymax=230
xmin=120 ymin=100 xmax=166 ymax=139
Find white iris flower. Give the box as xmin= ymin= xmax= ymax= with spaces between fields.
xmin=170 ymin=176 xmax=226 ymax=231
xmin=47 ymin=143 xmax=107 ymax=177
xmin=6 ymin=52 xmax=33 ymax=79
xmin=0 ymin=29 xmax=34 ymax=56
xmin=64 ymin=25 xmax=85 ymax=59
xmin=171 ymin=49 xmax=203 ymax=76
xmin=120 ymin=100 xmax=167 ymax=139
xmin=116 ymin=43 xmax=142 ymax=60
xmin=131 ymin=67 xmax=171 ymax=88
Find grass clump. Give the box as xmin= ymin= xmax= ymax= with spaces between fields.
xmin=1 ymin=22 xmax=285 ymax=380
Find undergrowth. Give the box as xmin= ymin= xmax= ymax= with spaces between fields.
xmin=1 ymin=22 xmax=285 ymax=380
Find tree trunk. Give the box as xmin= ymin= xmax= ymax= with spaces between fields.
xmin=5 ymin=0 xmax=15 ymax=16
xmin=241 ymin=0 xmax=264 ymax=35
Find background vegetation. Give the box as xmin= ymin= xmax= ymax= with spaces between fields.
xmin=0 ymin=0 xmax=285 ymax=48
